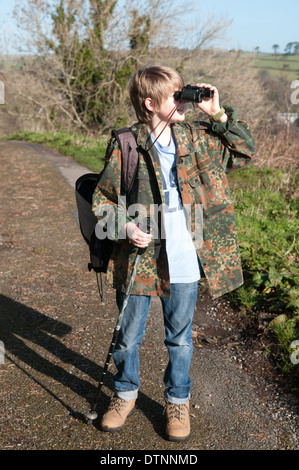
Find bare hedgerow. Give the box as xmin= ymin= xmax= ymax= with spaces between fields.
xmin=3 ymin=0 xmax=297 ymax=173
xmin=0 ymin=56 xmax=72 ymax=133
xmin=4 ymin=0 xmax=233 ymax=135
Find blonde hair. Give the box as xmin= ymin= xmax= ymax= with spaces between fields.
xmin=128 ymin=64 xmax=184 ymax=124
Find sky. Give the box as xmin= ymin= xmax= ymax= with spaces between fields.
xmin=0 ymin=0 xmax=298 ymax=54
xmin=199 ymin=0 xmax=299 ymax=53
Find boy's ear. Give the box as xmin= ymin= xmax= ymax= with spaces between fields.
xmin=144 ymin=97 xmax=155 ymax=112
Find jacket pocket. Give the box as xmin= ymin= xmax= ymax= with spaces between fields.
xmin=187 ymin=164 xmax=232 ymax=215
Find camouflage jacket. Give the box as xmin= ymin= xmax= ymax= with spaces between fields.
xmin=92 ymin=105 xmax=255 ymax=298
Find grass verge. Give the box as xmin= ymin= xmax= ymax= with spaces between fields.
xmin=229 ymin=165 xmax=299 ymax=378
xmin=0 ymin=130 xmax=108 ymax=173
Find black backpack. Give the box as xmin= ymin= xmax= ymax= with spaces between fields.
xmin=75 ymin=127 xmax=139 ymax=277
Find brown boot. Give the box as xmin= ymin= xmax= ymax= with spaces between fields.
xmin=164 ymin=401 xmax=190 ymax=442
xmin=101 ymin=396 xmax=136 ymax=432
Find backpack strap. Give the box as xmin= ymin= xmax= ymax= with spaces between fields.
xmin=112 ymin=127 xmax=139 ymax=195
xmin=111 ymin=126 xmax=161 ymax=260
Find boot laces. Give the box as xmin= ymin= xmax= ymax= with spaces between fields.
xmin=109 ymin=397 xmax=127 ymax=414
xmin=165 ymin=402 xmax=188 ymax=423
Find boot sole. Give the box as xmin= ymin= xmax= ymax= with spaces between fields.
xmin=166 ymin=432 xmax=190 ymax=442
xmin=101 ymin=407 xmax=135 ymax=432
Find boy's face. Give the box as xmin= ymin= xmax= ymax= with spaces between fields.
xmin=154 ymin=90 xmax=186 ymax=124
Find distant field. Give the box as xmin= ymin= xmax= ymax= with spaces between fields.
xmin=254 ymin=53 xmax=299 ymax=81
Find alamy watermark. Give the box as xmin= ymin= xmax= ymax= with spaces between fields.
xmin=290 ymin=340 xmax=299 ymax=365
xmin=0 ymin=340 xmax=4 ymax=364
xmin=94 ymin=199 xmax=204 ymax=248
xmin=291 ymin=80 xmax=299 ymax=105
xmin=0 ymin=81 xmax=4 ymax=105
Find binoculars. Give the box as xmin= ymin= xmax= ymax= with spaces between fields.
xmin=174 ymin=85 xmax=214 ymax=103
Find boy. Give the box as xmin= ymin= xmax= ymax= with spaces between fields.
xmin=92 ymin=64 xmax=255 ymax=441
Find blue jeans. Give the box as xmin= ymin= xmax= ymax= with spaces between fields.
xmin=113 ymin=281 xmax=198 ymax=404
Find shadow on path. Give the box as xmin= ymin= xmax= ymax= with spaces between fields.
xmin=0 ymin=294 xmax=165 ymax=438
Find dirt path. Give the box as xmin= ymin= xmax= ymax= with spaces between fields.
xmin=0 ymin=140 xmax=298 ymax=451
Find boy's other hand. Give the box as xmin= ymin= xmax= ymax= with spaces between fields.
xmin=125 ymin=222 xmax=152 ymax=248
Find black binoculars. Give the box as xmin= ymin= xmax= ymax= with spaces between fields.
xmin=174 ymin=85 xmax=214 ymax=103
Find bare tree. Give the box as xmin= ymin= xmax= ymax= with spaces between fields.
xmin=6 ymin=0 xmax=234 ymax=132
xmin=3 ymin=0 xmax=269 ymax=137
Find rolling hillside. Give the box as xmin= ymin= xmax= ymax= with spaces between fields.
xmin=254 ymin=53 xmax=299 ymax=81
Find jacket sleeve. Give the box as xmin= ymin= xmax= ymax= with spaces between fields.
xmin=92 ymin=137 xmax=132 ymax=243
xmin=210 ymin=105 xmax=255 ymax=173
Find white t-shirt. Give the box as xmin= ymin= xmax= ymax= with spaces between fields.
xmin=153 ymin=134 xmax=200 ymax=283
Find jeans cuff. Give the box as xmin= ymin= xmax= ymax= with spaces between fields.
xmin=115 ymin=389 xmax=138 ymax=401
xmin=164 ymin=391 xmax=191 ymax=405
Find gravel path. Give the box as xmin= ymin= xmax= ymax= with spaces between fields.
xmin=0 ymin=140 xmax=298 ymax=451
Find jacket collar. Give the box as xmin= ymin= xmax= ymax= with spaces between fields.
xmin=131 ymin=122 xmax=151 ymax=149
xmin=131 ymin=122 xmax=190 ymax=157
xmin=171 ymin=123 xmax=190 ymax=157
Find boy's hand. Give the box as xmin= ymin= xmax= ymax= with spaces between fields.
xmin=195 ymin=83 xmax=228 ymax=122
xmin=125 ymin=222 xmax=152 ymax=249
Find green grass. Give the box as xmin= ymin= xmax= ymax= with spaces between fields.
xmin=254 ymin=53 xmax=299 ymax=80
xmin=229 ymin=165 xmax=298 ymax=313
xmin=1 ymin=130 xmax=108 ymax=173
xmin=268 ymin=314 xmax=299 ymax=374
xmin=229 ymin=165 xmax=299 ymax=375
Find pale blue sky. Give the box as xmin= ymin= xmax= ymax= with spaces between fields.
xmin=0 ymin=0 xmax=297 ymax=54
xmin=199 ymin=0 xmax=298 ymax=53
